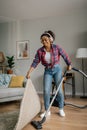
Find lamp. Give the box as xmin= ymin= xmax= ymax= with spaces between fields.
xmin=76 ymin=48 xmax=87 ymax=98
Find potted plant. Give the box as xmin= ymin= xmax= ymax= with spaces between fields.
xmin=6 ymin=56 xmax=15 ymax=74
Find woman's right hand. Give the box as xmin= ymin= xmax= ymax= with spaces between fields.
xmin=26 ymin=67 xmax=34 ymax=79
xmin=26 ymin=71 xmax=30 ymax=79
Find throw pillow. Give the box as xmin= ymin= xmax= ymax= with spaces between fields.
xmin=9 ymin=76 xmax=24 ymax=88
xmin=0 ymin=74 xmax=12 ymax=88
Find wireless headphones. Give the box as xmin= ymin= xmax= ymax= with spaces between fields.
xmin=43 ymin=32 xmax=54 ymax=43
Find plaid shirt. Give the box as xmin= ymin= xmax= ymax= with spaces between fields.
xmin=31 ymin=44 xmax=71 ymax=68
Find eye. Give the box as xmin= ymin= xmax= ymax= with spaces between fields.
xmin=41 ymin=39 xmax=47 ymax=43
xmin=41 ymin=36 xmax=50 ymax=44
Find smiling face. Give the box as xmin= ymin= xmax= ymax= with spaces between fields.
xmin=41 ymin=36 xmax=51 ymax=49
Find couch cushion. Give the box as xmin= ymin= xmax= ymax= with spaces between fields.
xmin=0 ymin=74 xmax=12 ymax=88
xmin=9 ymin=76 xmax=24 ymax=88
xmin=0 ymin=88 xmax=25 ymax=99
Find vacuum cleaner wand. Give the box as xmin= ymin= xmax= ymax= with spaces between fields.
xmin=31 ymin=75 xmax=66 ymax=129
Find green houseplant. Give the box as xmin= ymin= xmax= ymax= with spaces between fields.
xmin=6 ymin=56 xmax=15 ymax=74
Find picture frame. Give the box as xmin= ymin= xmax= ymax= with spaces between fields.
xmin=16 ymin=40 xmax=29 ymax=60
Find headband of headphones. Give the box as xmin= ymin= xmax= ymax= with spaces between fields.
xmin=42 ymin=32 xmax=54 ymax=43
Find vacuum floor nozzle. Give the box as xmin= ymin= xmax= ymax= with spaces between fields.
xmin=31 ymin=121 xmax=42 ymax=129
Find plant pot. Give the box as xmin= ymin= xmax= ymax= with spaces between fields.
xmin=7 ymin=69 xmax=13 ymax=74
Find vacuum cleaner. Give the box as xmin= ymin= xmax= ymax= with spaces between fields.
xmin=31 ymin=67 xmax=87 ymax=129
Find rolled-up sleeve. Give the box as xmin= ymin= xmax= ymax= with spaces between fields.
xmin=31 ymin=51 xmax=40 ymax=68
xmin=59 ymin=47 xmax=71 ymax=66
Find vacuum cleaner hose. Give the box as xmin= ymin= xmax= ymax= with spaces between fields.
xmin=72 ymin=67 xmax=87 ymax=78
xmin=64 ymin=102 xmax=87 ymax=109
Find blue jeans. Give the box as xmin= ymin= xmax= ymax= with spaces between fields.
xmin=43 ymin=64 xmax=64 ymax=110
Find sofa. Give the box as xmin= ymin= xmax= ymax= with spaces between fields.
xmin=0 ymin=74 xmax=25 ymax=103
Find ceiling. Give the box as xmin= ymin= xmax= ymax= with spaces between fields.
xmin=0 ymin=0 xmax=86 ymax=23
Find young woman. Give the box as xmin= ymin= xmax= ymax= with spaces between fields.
xmin=26 ymin=30 xmax=72 ymax=118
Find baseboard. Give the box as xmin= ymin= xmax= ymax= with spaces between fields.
xmin=37 ymin=91 xmax=87 ymax=97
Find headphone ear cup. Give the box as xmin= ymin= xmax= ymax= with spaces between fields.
xmin=50 ymin=37 xmax=53 ymax=42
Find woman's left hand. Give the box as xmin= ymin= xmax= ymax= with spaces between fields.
xmin=67 ymin=65 xmax=72 ymax=71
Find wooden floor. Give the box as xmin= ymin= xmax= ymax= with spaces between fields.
xmin=0 ymin=97 xmax=87 ymax=130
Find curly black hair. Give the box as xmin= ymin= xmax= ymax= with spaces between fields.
xmin=40 ymin=30 xmax=55 ymax=41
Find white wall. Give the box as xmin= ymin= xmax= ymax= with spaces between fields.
xmin=0 ymin=8 xmax=87 ymax=95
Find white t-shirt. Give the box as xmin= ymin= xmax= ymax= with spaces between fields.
xmin=45 ymin=51 xmax=51 ymax=64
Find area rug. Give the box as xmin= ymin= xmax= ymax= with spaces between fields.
xmin=15 ymin=79 xmax=41 ymax=130
xmin=0 ymin=110 xmax=19 ymax=130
